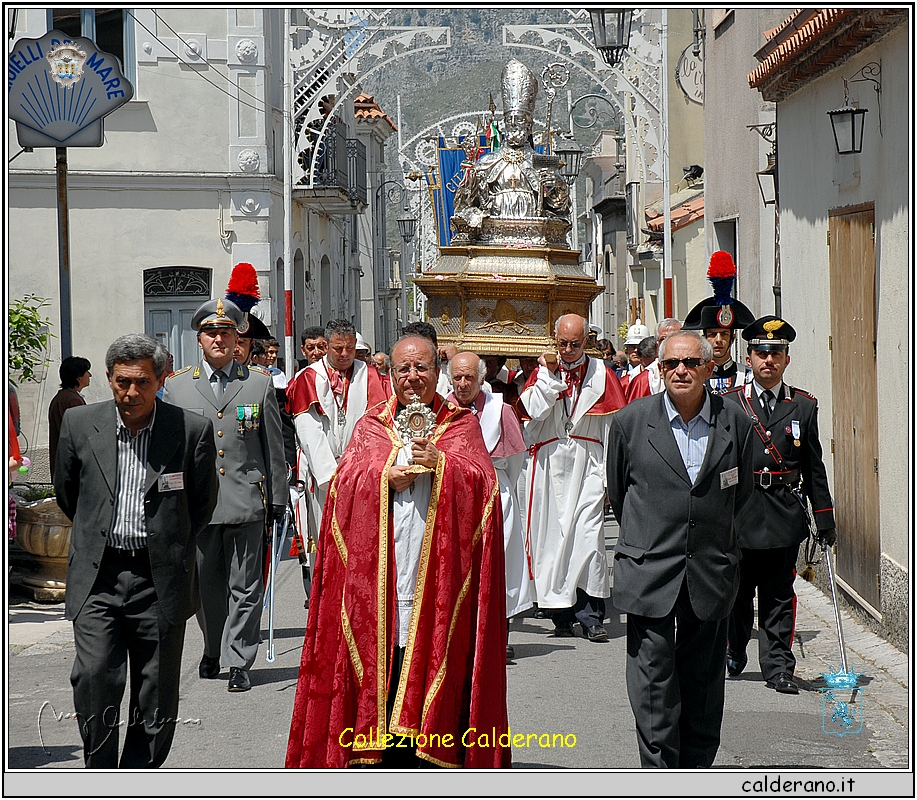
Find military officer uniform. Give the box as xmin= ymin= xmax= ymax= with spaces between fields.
xmin=162 ymin=298 xmax=286 ymax=692
xmin=723 ymin=316 xmax=836 ymax=693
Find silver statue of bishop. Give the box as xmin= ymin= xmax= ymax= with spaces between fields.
xmin=453 ymin=60 xmax=571 ymax=239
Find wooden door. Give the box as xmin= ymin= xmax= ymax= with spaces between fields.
xmin=828 ymin=205 xmax=880 ymax=611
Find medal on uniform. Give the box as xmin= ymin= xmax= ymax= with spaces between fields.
xmin=791 ymin=419 xmax=801 ymax=447
xmin=244 ymin=404 xmax=253 ymax=430
xmin=237 ymin=405 xmax=246 ymax=434
xmin=337 ymin=406 xmax=346 ymax=427
xmin=252 ymin=403 xmax=260 ymax=431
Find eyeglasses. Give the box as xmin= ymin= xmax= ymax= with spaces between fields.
xmin=393 ymin=364 xmax=435 ymax=377
xmin=557 ymin=340 xmax=584 ymax=351
xmin=660 ymin=357 xmax=707 ymax=371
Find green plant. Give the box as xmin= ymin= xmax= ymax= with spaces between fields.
xmin=13 ymin=483 xmax=56 ymax=502
xmin=8 ymin=294 xmax=54 ymax=384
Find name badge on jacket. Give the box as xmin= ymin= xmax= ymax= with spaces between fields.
xmin=719 ymin=467 xmax=739 ymax=490
xmin=158 ymin=473 xmax=185 ymax=492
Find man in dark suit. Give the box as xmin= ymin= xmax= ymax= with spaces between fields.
xmin=54 ymin=334 xmax=217 ymax=768
xmin=162 ymin=298 xmax=286 ymax=693
xmin=723 ymin=316 xmax=836 ymax=694
xmin=607 ymin=329 xmax=754 ymax=768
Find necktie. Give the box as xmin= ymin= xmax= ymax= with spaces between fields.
xmin=760 ymin=389 xmax=774 ymax=421
xmin=213 ymin=369 xmax=225 ymax=402
xmin=562 ymin=365 xmax=584 ymax=398
xmin=328 ymin=367 xmax=345 ymax=397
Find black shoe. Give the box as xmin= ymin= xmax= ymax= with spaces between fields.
xmin=506 ymin=644 xmax=515 ymax=660
xmin=553 ymin=621 xmax=575 ymax=638
xmin=228 ymin=667 xmax=251 ymax=692
xmin=726 ymin=651 xmax=747 ymax=677
xmin=199 ymin=655 xmax=220 ymax=679
xmin=584 ymin=624 xmax=609 ymax=643
xmin=765 ymin=672 xmax=799 ymax=694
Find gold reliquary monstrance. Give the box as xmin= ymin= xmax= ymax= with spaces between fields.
xmin=414 ymin=59 xmax=602 ymax=357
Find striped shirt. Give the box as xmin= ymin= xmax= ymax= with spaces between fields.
xmin=663 ymin=390 xmax=712 ymax=485
xmin=109 ymin=405 xmax=156 ymax=550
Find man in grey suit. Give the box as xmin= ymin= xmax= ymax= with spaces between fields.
xmin=162 ymin=298 xmax=287 ymax=692
xmin=54 ymin=334 xmax=217 ymax=767
xmin=607 ymin=329 xmax=754 ymax=768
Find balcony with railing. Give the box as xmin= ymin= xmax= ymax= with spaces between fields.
xmin=293 ymin=120 xmax=367 ymax=214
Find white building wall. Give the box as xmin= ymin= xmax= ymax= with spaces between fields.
xmin=8 ymin=9 xmax=370 ymax=481
xmin=777 ymin=26 xmax=909 ymax=571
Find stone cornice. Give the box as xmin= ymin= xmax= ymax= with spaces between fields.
xmin=748 ymin=8 xmax=908 ymax=102
xmin=7 ymin=171 xmax=283 ymax=193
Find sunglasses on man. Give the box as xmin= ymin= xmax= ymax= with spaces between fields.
xmin=660 ymin=357 xmax=708 ymax=371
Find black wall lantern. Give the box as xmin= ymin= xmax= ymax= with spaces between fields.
xmin=589 ymin=9 xmax=634 ymax=67
xmin=756 ymin=152 xmax=777 ymax=206
xmin=827 ymin=105 xmax=868 ymax=155
xmin=827 ymin=62 xmax=881 ymax=155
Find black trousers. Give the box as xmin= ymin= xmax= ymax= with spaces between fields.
xmin=625 ymin=579 xmax=727 ymax=769
xmin=551 ymin=588 xmax=606 ymax=628
xmin=727 ymin=544 xmax=800 ymax=681
xmin=70 ymin=546 xmax=186 ymax=768
xmin=359 ymin=647 xmax=440 ymax=769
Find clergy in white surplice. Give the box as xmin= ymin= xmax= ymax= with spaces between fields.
xmin=447 ymin=351 xmax=534 ymax=661
xmin=518 ymin=315 xmax=627 ymax=643
xmin=285 ymin=320 xmax=391 ymax=602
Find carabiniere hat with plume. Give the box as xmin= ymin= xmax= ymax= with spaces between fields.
xmin=225 ymin=262 xmax=271 ymax=339
xmin=682 ymin=251 xmax=755 ymax=331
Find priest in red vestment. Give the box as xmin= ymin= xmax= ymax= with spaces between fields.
xmin=286 ymin=335 xmax=510 ymax=769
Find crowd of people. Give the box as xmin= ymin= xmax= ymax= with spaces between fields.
xmin=49 ymin=253 xmax=836 ymax=770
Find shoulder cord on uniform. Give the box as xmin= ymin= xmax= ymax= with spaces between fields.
xmin=740 ymin=388 xmax=818 ymax=578
xmin=737 ymin=391 xmax=786 ymax=469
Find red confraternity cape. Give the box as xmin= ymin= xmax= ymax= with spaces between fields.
xmin=285 ymin=394 xmax=510 ymax=768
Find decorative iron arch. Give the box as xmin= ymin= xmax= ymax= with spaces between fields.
xmin=293 ymin=18 xmax=452 ymax=187
xmin=143 ymin=267 xmax=211 ymax=297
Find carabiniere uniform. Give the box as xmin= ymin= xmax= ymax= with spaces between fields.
xmin=682 ymin=251 xmax=756 ymax=395
xmin=722 ymin=317 xmax=835 ymax=688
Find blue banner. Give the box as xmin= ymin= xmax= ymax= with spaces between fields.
xmin=431 ymin=135 xmax=488 ymax=247
xmin=429 ymin=135 xmax=546 ymax=247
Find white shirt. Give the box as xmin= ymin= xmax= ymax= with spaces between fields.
xmin=752 ymin=379 xmax=785 ymax=414
xmin=664 ymin=391 xmax=712 ymax=485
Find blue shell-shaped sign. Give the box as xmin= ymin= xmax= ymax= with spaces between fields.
xmin=8 ymin=30 xmax=134 ymax=148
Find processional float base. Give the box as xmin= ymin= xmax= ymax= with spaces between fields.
xmin=414 ymin=238 xmax=602 ymax=358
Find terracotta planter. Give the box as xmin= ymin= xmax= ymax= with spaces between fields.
xmin=15 ymin=498 xmax=70 ymax=601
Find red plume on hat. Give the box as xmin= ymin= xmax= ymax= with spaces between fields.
xmin=707 ymin=251 xmax=737 ymax=306
xmin=226 ymin=262 xmax=260 ymax=313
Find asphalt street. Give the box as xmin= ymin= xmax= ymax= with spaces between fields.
xmin=5 ymin=519 xmax=911 ymax=796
